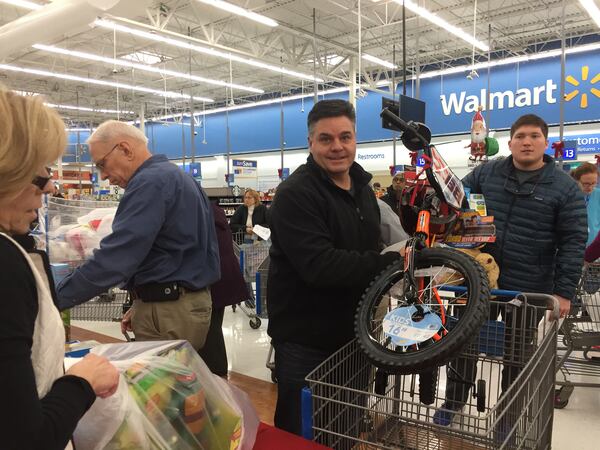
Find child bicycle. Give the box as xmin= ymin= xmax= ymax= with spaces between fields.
xmin=354 ymin=108 xmax=491 ymax=376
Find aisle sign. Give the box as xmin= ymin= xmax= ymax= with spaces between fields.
xmin=562 ymin=141 xmax=577 ymax=161
xmin=233 ymin=159 xmax=258 ymax=178
xmin=189 ymin=162 xmax=201 ymax=180
xmin=416 ymin=156 xmax=426 ymax=167
xmin=546 ymin=134 xmax=600 ymax=157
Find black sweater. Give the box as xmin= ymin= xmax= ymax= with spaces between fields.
xmin=0 ymin=237 xmax=95 ymax=450
xmin=229 ymin=203 xmax=269 ymax=234
xmin=267 ymin=155 xmax=400 ymax=352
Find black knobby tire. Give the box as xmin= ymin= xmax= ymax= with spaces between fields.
xmin=419 ymin=369 xmax=438 ymax=405
xmin=354 ymin=247 xmax=490 ymax=374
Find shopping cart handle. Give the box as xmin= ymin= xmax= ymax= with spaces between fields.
xmin=439 ymin=286 xmax=560 ymax=320
xmin=515 ymin=293 xmax=560 ymax=320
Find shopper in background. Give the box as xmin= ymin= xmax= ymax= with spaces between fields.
xmin=435 ymin=113 xmax=587 ymax=427
xmin=229 ymin=188 xmax=269 ymax=241
xmin=380 ymin=171 xmax=406 ymax=216
xmin=56 ymin=120 xmax=220 ymax=352
xmin=267 ymin=99 xmax=400 ymax=436
xmin=0 ymin=89 xmax=119 ymax=450
xmin=199 ymin=203 xmax=250 ymax=376
xmin=571 ymin=162 xmax=600 ymax=246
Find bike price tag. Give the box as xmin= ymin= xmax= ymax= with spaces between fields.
xmin=382 ymin=305 xmax=442 ymax=347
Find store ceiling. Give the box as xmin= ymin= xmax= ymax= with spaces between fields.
xmin=0 ymin=0 xmax=598 ymax=127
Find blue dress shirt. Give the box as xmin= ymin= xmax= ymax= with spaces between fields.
xmin=57 ymin=155 xmax=220 ymax=310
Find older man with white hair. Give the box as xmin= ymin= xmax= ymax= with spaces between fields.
xmin=57 ymin=120 xmax=220 ymax=351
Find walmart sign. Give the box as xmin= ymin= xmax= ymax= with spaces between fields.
xmin=418 ymin=50 xmax=600 ymax=135
xmin=440 ymin=80 xmax=558 ymax=115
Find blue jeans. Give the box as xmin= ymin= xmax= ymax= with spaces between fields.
xmin=273 ymin=341 xmax=331 ymax=436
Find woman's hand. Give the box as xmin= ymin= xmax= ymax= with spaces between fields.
xmin=66 ymin=354 xmax=119 ymax=398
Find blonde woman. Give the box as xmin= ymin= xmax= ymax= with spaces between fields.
xmin=229 ymin=188 xmax=269 ymax=240
xmin=0 ymin=89 xmax=118 ymax=449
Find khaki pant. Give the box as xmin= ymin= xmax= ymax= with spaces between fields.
xmin=131 ymin=287 xmax=212 ymax=350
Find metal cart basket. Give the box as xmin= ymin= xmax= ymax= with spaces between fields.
xmin=70 ymin=288 xmax=129 ymax=322
xmin=555 ymin=262 xmax=600 ymax=408
xmin=232 ymin=237 xmax=271 ymax=329
xmin=305 ymin=295 xmax=558 ymax=450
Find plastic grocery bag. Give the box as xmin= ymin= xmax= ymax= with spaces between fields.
xmin=73 ymin=340 xmax=259 ymax=450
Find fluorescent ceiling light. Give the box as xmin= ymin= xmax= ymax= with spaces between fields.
xmin=579 ymin=0 xmax=600 ymax=28
xmin=0 ymin=63 xmax=214 ymax=102
xmin=362 ymin=54 xmax=397 ymax=69
xmin=197 ymin=0 xmax=278 ymax=27
xmin=139 ymin=86 xmax=350 ymax=124
xmin=94 ymin=19 xmax=323 ymax=83
xmin=47 ymin=103 xmax=134 ymax=114
xmin=391 ymin=0 xmax=489 ymax=52
xmin=371 ymin=42 xmax=600 ymax=83
xmin=33 ymin=44 xmax=264 ymax=94
xmin=13 ymin=89 xmax=39 ymax=96
xmin=0 ymin=0 xmax=41 ymax=10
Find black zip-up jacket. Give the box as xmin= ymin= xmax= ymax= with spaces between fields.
xmin=380 ymin=185 xmax=401 ymax=216
xmin=462 ymin=155 xmax=587 ymax=300
xmin=267 ymin=155 xmax=400 ymax=352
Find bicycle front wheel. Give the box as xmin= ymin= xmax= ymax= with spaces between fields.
xmin=355 ymin=247 xmax=490 ymax=373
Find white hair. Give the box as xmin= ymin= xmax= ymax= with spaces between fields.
xmin=87 ymin=120 xmax=148 ymax=145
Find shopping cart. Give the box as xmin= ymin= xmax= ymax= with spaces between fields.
xmin=304 ymin=294 xmax=559 ymax=450
xmin=70 ymin=288 xmax=130 ymax=322
xmin=555 ymin=262 xmax=600 ymax=409
xmin=232 ymin=236 xmax=271 ymax=329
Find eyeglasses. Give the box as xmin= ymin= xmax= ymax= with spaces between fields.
xmin=95 ymin=143 xmax=120 ymax=171
xmin=32 ymin=167 xmax=52 ymax=190
xmin=580 ymin=182 xmax=597 ymax=188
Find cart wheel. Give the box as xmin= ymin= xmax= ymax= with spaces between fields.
xmin=554 ymin=389 xmax=569 ymax=409
xmin=270 ymin=370 xmax=278 ymax=383
xmin=476 ymin=379 xmax=487 ymax=412
xmin=250 ymin=317 xmax=262 ymax=329
xmin=419 ymin=369 xmax=438 ymax=405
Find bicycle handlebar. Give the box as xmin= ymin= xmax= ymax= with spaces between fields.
xmin=380 ymin=108 xmax=430 ymax=148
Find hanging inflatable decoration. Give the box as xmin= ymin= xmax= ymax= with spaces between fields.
xmin=466 ymin=106 xmax=499 ymax=164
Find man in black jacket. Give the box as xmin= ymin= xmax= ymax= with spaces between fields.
xmin=380 ymin=171 xmax=406 ymax=216
xmin=435 ymin=113 xmax=587 ymax=427
xmin=267 ymin=100 xmax=400 ymax=436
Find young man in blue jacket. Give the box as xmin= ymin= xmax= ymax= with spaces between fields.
xmin=267 ymin=100 xmax=400 ymax=437
xmin=435 ymin=114 xmax=587 ymax=428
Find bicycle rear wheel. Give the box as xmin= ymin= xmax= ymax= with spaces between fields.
xmin=355 ymin=247 xmax=490 ymax=373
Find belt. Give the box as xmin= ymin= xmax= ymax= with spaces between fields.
xmin=129 ymin=281 xmax=198 ymax=302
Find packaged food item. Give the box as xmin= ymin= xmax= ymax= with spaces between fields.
xmin=73 ymin=340 xmax=259 ymax=450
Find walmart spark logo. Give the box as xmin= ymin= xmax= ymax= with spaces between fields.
xmin=565 ymin=66 xmax=600 ymax=109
